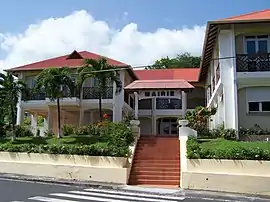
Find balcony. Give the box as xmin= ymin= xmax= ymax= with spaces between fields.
xmin=156 ymin=98 xmax=182 ymax=109
xmin=22 ymin=92 xmax=46 ymax=101
xmin=236 ymin=53 xmax=270 ymax=72
xmin=82 ymin=87 xmax=113 ymax=99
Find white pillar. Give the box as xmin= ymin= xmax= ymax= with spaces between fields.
xmin=31 ymin=112 xmax=38 ymax=135
xmin=113 ymin=71 xmax=124 ymax=122
xmin=16 ymin=73 xmax=24 ymax=125
xmin=47 ymin=107 xmax=53 ymax=132
xmin=44 ymin=117 xmax=48 ymax=131
xmin=134 ymin=92 xmax=139 ymax=119
xmin=218 ymin=27 xmax=238 ymax=132
xmin=79 ymin=108 xmax=84 ymax=125
xmin=152 ymin=97 xmax=157 ymax=135
xmin=181 ymin=90 xmax=187 ymax=118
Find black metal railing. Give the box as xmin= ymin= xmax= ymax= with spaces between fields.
xmin=236 ymin=53 xmax=270 ymax=72
xmin=156 ymin=98 xmax=182 ymax=109
xmin=22 ymin=92 xmax=46 ymax=101
xmin=82 ymin=87 xmax=113 ymax=99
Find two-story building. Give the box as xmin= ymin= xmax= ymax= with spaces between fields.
xmin=6 ymin=51 xmax=205 ymax=136
xmin=200 ymin=9 xmax=270 ymax=135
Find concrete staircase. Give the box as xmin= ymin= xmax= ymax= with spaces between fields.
xmin=128 ymin=136 xmax=180 ymax=186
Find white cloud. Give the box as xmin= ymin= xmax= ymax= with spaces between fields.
xmin=0 ymin=10 xmax=206 ymax=70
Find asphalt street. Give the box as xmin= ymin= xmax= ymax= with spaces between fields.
xmin=0 ymin=178 xmax=268 ymax=202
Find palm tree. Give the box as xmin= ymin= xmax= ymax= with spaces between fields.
xmin=0 ymin=72 xmax=28 ymax=140
xmin=77 ymin=58 xmax=123 ymax=121
xmin=34 ymin=67 xmax=75 ymax=138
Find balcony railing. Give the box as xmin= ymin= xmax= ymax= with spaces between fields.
xmin=156 ymin=98 xmax=182 ymax=109
xmin=22 ymin=92 xmax=46 ymax=101
xmin=236 ymin=53 xmax=270 ymax=72
xmin=22 ymin=89 xmax=80 ymax=101
xmin=82 ymin=87 xmax=113 ymax=99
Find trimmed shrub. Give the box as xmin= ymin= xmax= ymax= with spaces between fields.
xmin=0 ymin=142 xmax=130 ymax=157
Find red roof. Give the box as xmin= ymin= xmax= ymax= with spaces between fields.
xmin=125 ymin=80 xmax=194 ymax=90
xmin=134 ymin=68 xmax=200 ymax=82
xmin=218 ymin=9 xmax=270 ymax=22
xmin=8 ymin=50 xmax=128 ymax=72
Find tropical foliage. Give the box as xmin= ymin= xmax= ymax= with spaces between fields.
xmin=0 ymin=72 xmax=28 ymax=140
xmin=34 ymin=67 xmax=76 ymax=138
xmin=146 ymin=52 xmax=201 ymax=69
xmin=77 ymin=58 xmax=123 ymax=121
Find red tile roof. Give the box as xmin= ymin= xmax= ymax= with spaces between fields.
xmin=218 ymin=9 xmax=270 ymax=22
xmin=7 ymin=50 xmax=129 ymax=72
xmin=134 ymin=68 xmax=200 ymax=82
xmin=125 ymin=80 xmax=194 ymax=90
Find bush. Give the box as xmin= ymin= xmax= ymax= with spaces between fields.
xmin=0 ymin=142 xmax=130 ymax=157
xmin=62 ymin=124 xmax=76 ymax=136
xmin=186 ymin=137 xmax=270 ymax=160
xmin=73 ymin=122 xmax=134 ymax=147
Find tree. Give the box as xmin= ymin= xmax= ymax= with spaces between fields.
xmin=77 ymin=58 xmax=122 ymax=121
xmin=146 ymin=52 xmax=201 ymax=69
xmin=0 ymin=72 xmax=28 ymax=140
xmin=35 ymin=67 xmax=75 ymax=138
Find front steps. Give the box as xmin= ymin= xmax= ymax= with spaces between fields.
xmin=129 ymin=136 xmax=180 ymax=186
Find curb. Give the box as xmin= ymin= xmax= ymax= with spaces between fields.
xmin=0 ymin=173 xmax=122 ymax=189
xmin=1 ymin=173 xmax=270 ymax=201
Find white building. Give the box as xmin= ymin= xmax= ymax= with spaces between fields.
xmin=200 ymin=9 xmax=270 ymax=133
xmin=7 ymin=51 xmax=205 ymax=136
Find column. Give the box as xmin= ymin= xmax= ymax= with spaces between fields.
xmin=90 ymin=111 xmax=94 ymax=124
xmin=31 ymin=112 xmax=38 ymax=136
xmin=16 ymin=73 xmax=24 ymax=125
xmin=47 ymin=107 xmax=53 ymax=132
xmin=113 ymin=71 xmax=124 ymax=122
xmin=218 ymin=27 xmax=238 ymax=132
xmin=181 ymin=90 xmax=187 ymax=118
xmin=134 ymin=92 xmax=139 ymax=119
xmin=79 ymin=108 xmax=84 ymax=125
xmin=152 ymin=97 xmax=157 ymax=135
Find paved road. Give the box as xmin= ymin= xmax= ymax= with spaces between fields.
xmin=0 ymin=178 xmax=268 ymax=202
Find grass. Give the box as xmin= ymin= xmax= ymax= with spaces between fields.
xmin=0 ymin=135 xmax=94 ymax=145
xmin=199 ymin=138 xmax=270 ymax=150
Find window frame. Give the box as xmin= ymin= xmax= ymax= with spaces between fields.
xmin=248 ymin=101 xmax=270 ymax=113
xmin=244 ymin=35 xmax=269 ymax=54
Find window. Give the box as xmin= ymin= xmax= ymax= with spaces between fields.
xmin=248 ymin=101 xmax=270 ymax=112
xmin=248 ymin=102 xmax=260 ymax=112
xmin=245 ymin=36 xmax=268 ymax=55
xmin=262 ymin=101 xmax=270 ymax=111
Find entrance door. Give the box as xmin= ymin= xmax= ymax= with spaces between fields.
xmin=157 ymin=118 xmax=178 ymax=135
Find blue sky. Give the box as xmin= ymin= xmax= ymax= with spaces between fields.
xmin=1 ymin=0 xmax=269 ymax=33
xmin=0 ymin=0 xmax=269 ymax=69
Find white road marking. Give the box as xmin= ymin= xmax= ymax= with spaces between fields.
xmin=28 ymin=196 xmax=80 ymax=202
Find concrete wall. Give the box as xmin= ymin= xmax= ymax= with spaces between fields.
xmin=182 ymin=159 xmax=270 ymax=195
xmin=0 ymin=152 xmax=129 ymax=184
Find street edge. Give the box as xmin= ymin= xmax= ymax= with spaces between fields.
xmin=1 ymin=173 xmax=270 ymax=201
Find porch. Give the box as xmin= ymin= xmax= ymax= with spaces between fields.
xmin=21 ymin=103 xmax=131 ymax=136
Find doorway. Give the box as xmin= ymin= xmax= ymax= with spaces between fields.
xmin=157 ymin=118 xmax=178 ymax=135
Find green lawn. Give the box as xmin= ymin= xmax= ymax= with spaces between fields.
xmin=0 ymin=136 xmax=95 ymax=145
xmin=199 ymin=138 xmax=270 ymax=150
xmin=187 ymin=138 xmax=270 ymax=160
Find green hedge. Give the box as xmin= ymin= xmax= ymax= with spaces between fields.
xmin=186 ymin=137 xmax=270 ymax=160
xmin=0 ymin=142 xmax=130 ymax=157
xmin=0 ymin=122 xmax=134 ymax=157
